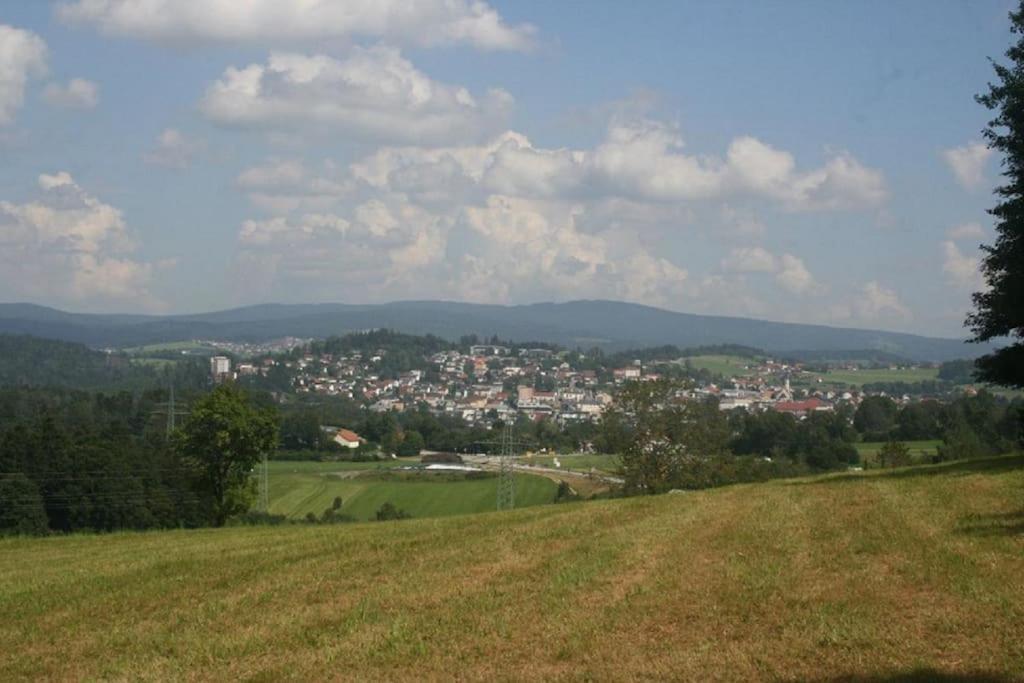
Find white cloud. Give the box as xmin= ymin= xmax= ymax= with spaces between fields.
xmin=58 ymin=0 xmax=537 ymax=52
xmin=0 ymin=24 xmax=48 ymax=125
xmin=0 ymin=172 xmax=159 ymax=306
xmin=352 ymin=122 xmax=886 ymax=210
xmin=42 ymin=77 xmax=99 ymax=109
xmin=941 ymin=240 xmax=984 ymax=290
xmin=720 ymin=246 xmax=776 ymax=273
xmin=142 ymin=128 xmax=203 ymax=169
xmin=720 ymin=247 xmax=817 ymax=294
xmin=199 ymin=47 xmax=513 ymax=144
xmin=230 ymin=117 xmax=883 ymax=314
xmin=236 ymin=159 xmax=352 ymax=213
xmin=946 ymin=222 xmax=985 ymax=241
xmin=854 ymin=281 xmax=910 ymax=321
xmin=942 ymin=141 xmax=992 ymax=191
xmin=775 ymin=253 xmax=816 ymax=294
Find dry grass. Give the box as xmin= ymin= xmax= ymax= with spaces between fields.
xmin=2 ymin=456 xmax=1024 ymax=681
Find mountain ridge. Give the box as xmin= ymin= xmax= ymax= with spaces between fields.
xmin=0 ymin=299 xmax=987 ymax=362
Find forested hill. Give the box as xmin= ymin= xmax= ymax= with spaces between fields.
xmin=0 ymin=335 xmax=204 ymax=391
xmin=0 ymin=300 xmax=988 ymax=362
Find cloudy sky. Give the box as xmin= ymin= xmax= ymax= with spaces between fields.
xmin=0 ymin=1 xmax=1012 ymax=337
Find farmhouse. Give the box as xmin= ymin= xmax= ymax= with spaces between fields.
xmin=333 ymin=429 xmax=364 ymax=449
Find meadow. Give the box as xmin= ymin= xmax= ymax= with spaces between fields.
xmin=807 ymin=366 xmax=940 ymax=386
xmin=266 ymin=460 xmax=559 ymax=520
xmin=684 ymin=354 xmax=760 ymax=377
xmin=854 ymin=439 xmax=943 ymax=466
xmin=2 ymin=455 xmax=1023 ymax=680
xmin=516 ymin=452 xmax=621 ymax=474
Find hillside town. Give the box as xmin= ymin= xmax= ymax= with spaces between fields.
xmin=203 ymin=335 xmax=961 ymax=428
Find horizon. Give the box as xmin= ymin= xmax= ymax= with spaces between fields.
xmin=0 ymin=1 xmax=1011 ymax=337
xmin=0 ymin=296 xmax=983 ymax=342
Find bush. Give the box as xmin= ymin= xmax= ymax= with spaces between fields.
xmin=879 ymin=440 xmax=912 ymax=468
xmin=375 ymin=502 xmax=411 ymax=521
xmin=228 ymin=511 xmax=289 ymax=526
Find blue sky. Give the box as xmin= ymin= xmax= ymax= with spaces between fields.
xmin=0 ymin=1 xmax=1014 ymax=338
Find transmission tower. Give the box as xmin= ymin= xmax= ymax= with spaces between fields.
xmin=496 ymin=422 xmax=532 ymax=511
xmin=152 ymin=377 xmax=189 ymax=438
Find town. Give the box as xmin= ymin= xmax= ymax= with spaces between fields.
xmin=197 ymin=330 xmax=970 ymax=431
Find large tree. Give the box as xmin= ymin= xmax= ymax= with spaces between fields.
xmin=970 ymin=3 xmax=1024 ymax=388
xmin=604 ymin=379 xmax=729 ymax=494
xmin=176 ymin=384 xmax=279 ymax=526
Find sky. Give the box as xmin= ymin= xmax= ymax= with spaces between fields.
xmin=0 ymin=0 xmax=1014 ymax=338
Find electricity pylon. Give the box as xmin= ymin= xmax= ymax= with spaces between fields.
xmin=496 ymin=422 xmax=516 ymax=511
xmin=152 ymin=378 xmax=189 ymax=438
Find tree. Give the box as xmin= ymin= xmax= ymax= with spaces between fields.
xmin=853 ymin=396 xmax=898 ymax=440
xmin=396 ymin=430 xmax=425 ymax=457
xmin=897 ymin=401 xmax=943 ymax=440
xmin=605 ymin=379 xmax=729 ymax=495
xmin=375 ymin=501 xmax=411 ymax=521
xmin=969 ymin=3 xmax=1024 ymax=388
xmin=0 ymin=474 xmax=49 ymax=535
xmin=175 ymin=384 xmax=279 ymax=526
xmin=878 ymin=440 xmax=912 ymax=468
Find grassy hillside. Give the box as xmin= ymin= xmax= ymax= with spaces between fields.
xmin=266 ymin=461 xmax=559 ymax=520
xmin=3 ymin=457 xmax=1024 ymax=681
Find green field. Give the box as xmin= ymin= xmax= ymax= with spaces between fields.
xmin=266 ymin=460 xmax=558 ymax=521
xmin=123 ymin=341 xmax=219 ymax=355
xmin=517 ymin=453 xmax=620 ymax=474
xmin=683 ymin=354 xmax=760 ymax=377
xmin=806 ymin=366 xmax=940 ymax=386
xmin=855 ymin=439 xmax=943 ymax=466
xmin=3 ymin=455 xmax=1023 ymax=680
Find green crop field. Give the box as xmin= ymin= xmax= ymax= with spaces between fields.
xmin=3 ymin=455 xmax=1024 ymax=680
xmin=266 ymin=460 xmax=558 ymax=521
xmin=683 ymin=354 xmax=760 ymax=377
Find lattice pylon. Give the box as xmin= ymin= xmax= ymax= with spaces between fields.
xmin=496 ymin=422 xmax=516 ymax=511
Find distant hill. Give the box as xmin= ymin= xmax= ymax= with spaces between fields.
xmin=0 ymin=300 xmax=988 ymax=362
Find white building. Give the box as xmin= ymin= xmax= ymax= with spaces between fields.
xmin=210 ymin=355 xmax=231 ymax=381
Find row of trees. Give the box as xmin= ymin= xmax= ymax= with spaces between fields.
xmin=602 ymin=379 xmax=1023 ymax=495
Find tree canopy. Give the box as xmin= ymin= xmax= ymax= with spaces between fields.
xmin=970 ymin=2 xmax=1024 ymax=388
xmin=175 ymin=384 xmax=279 ymax=526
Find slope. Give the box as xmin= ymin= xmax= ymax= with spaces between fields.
xmin=2 ymin=456 xmax=1023 ymax=681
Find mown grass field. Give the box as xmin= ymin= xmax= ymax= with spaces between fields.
xmin=808 ymin=366 xmax=940 ymax=386
xmin=855 ymin=439 xmax=942 ymax=466
xmin=684 ymin=354 xmax=760 ymax=377
xmin=3 ymin=456 xmax=1024 ymax=681
xmin=123 ymin=341 xmax=219 ymax=354
xmin=517 ymin=452 xmax=621 ymax=474
xmin=266 ymin=460 xmax=558 ymax=521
